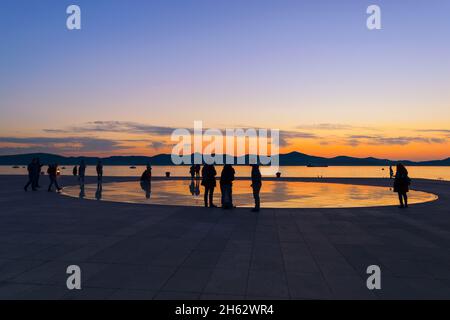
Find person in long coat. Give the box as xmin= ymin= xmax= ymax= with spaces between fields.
xmin=220 ymin=164 xmax=235 ymax=209
xmin=251 ymin=165 xmax=262 ymax=212
xmin=393 ymin=163 xmax=410 ymax=208
xmin=201 ymin=163 xmax=217 ymax=207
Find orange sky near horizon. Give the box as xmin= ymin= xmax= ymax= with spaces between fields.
xmin=2 ymin=126 xmax=444 ymax=161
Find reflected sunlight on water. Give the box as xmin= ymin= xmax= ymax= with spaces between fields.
xmin=61 ymin=180 xmax=438 ymax=209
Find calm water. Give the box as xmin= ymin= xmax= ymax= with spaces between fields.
xmin=2 ymin=165 xmax=449 ymax=180
xmin=62 ymin=180 xmax=438 ymax=209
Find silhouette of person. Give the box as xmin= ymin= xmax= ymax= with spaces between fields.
xmin=24 ymin=158 xmax=38 ymax=191
xmin=78 ymin=160 xmax=86 ymax=195
xmin=189 ymin=178 xmax=195 ymax=195
xmin=96 ymin=160 xmax=103 ymax=188
xmin=220 ymin=164 xmax=235 ymax=209
xmin=201 ymin=160 xmax=217 ymax=208
xmin=393 ymin=163 xmax=410 ymax=208
xmin=195 ymin=164 xmax=201 ymax=178
xmin=194 ymin=177 xmax=200 ymax=196
xmin=35 ymin=157 xmax=43 ymax=188
xmin=251 ymin=164 xmax=262 ymax=212
xmin=389 ymin=165 xmax=394 ymax=179
xmin=95 ymin=185 xmax=103 ymax=200
xmin=140 ymin=164 xmax=152 ymax=199
xmin=47 ymin=163 xmax=62 ymax=192
xmin=189 ymin=165 xmax=195 ymax=178
xmin=72 ymin=165 xmax=78 ymax=176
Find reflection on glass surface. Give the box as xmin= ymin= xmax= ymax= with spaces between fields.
xmin=61 ymin=180 xmax=438 ymax=209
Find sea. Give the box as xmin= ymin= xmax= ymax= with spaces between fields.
xmin=1 ymin=165 xmax=449 ymax=181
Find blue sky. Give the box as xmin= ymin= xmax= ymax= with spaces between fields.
xmin=0 ymin=0 xmax=449 ymax=159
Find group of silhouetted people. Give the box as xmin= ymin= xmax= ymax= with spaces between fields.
xmin=24 ymin=158 xmax=43 ymax=191
xmin=23 ymin=156 xmax=411 ymax=210
xmin=24 ymin=158 xmax=105 ymax=196
xmin=23 ymin=158 xmax=63 ymax=192
xmin=138 ymin=160 xmax=262 ymax=211
xmin=198 ymin=161 xmax=262 ymax=212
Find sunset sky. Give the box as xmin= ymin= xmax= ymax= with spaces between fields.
xmin=0 ymin=0 xmax=449 ymax=161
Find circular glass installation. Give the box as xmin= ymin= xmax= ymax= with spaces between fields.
xmin=61 ymin=180 xmax=438 ymax=208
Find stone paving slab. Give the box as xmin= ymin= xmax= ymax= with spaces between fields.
xmin=0 ymin=175 xmax=449 ymax=299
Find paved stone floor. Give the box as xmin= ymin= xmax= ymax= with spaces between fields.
xmin=0 ymin=175 xmax=449 ymax=300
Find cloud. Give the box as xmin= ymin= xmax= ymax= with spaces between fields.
xmin=44 ymin=122 xmax=322 ymax=148
xmin=416 ymin=129 xmax=450 ymax=133
xmin=278 ymin=130 xmax=318 ymax=147
xmin=0 ymin=136 xmax=132 ymax=154
xmin=148 ymin=141 xmax=168 ymax=149
xmin=296 ymin=123 xmax=376 ymax=131
xmin=344 ymin=135 xmax=446 ymax=147
xmin=44 ymin=121 xmax=177 ymax=136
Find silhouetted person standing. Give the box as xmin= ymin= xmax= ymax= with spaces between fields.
xmin=24 ymin=158 xmax=38 ymax=191
xmin=201 ymin=163 xmax=217 ymax=208
xmin=140 ymin=164 xmax=152 ymax=199
xmin=72 ymin=165 xmax=78 ymax=176
xmin=389 ymin=165 xmax=394 ymax=179
xmin=78 ymin=160 xmax=86 ymax=195
xmin=394 ymin=163 xmax=410 ymax=208
xmin=251 ymin=164 xmax=262 ymax=212
xmin=195 ymin=164 xmax=201 ymax=178
xmin=47 ymin=164 xmax=62 ymax=192
xmin=189 ymin=178 xmax=195 ymax=195
xmin=194 ymin=177 xmax=200 ymax=196
xmin=189 ymin=165 xmax=195 ymax=178
xmin=220 ymin=164 xmax=235 ymax=209
xmin=96 ymin=160 xmax=103 ymax=188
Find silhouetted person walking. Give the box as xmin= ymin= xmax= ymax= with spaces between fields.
xmin=47 ymin=164 xmax=62 ymax=192
xmin=201 ymin=163 xmax=217 ymax=207
xmin=24 ymin=158 xmax=38 ymax=191
xmin=393 ymin=163 xmax=410 ymax=208
xmin=251 ymin=164 xmax=262 ymax=212
xmin=140 ymin=164 xmax=152 ymax=199
xmin=220 ymin=164 xmax=235 ymax=209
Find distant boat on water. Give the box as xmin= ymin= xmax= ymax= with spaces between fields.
xmin=129 ymin=166 xmax=137 ymax=169
xmin=307 ymin=164 xmax=329 ymax=168
xmin=12 ymin=165 xmax=20 ymax=169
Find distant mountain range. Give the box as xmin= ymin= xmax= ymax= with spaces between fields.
xmin=0 ymin=152 xmax=449 ymax=166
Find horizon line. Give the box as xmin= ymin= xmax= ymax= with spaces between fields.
xmin=1 ymin=151 xmax=448 ymax=164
